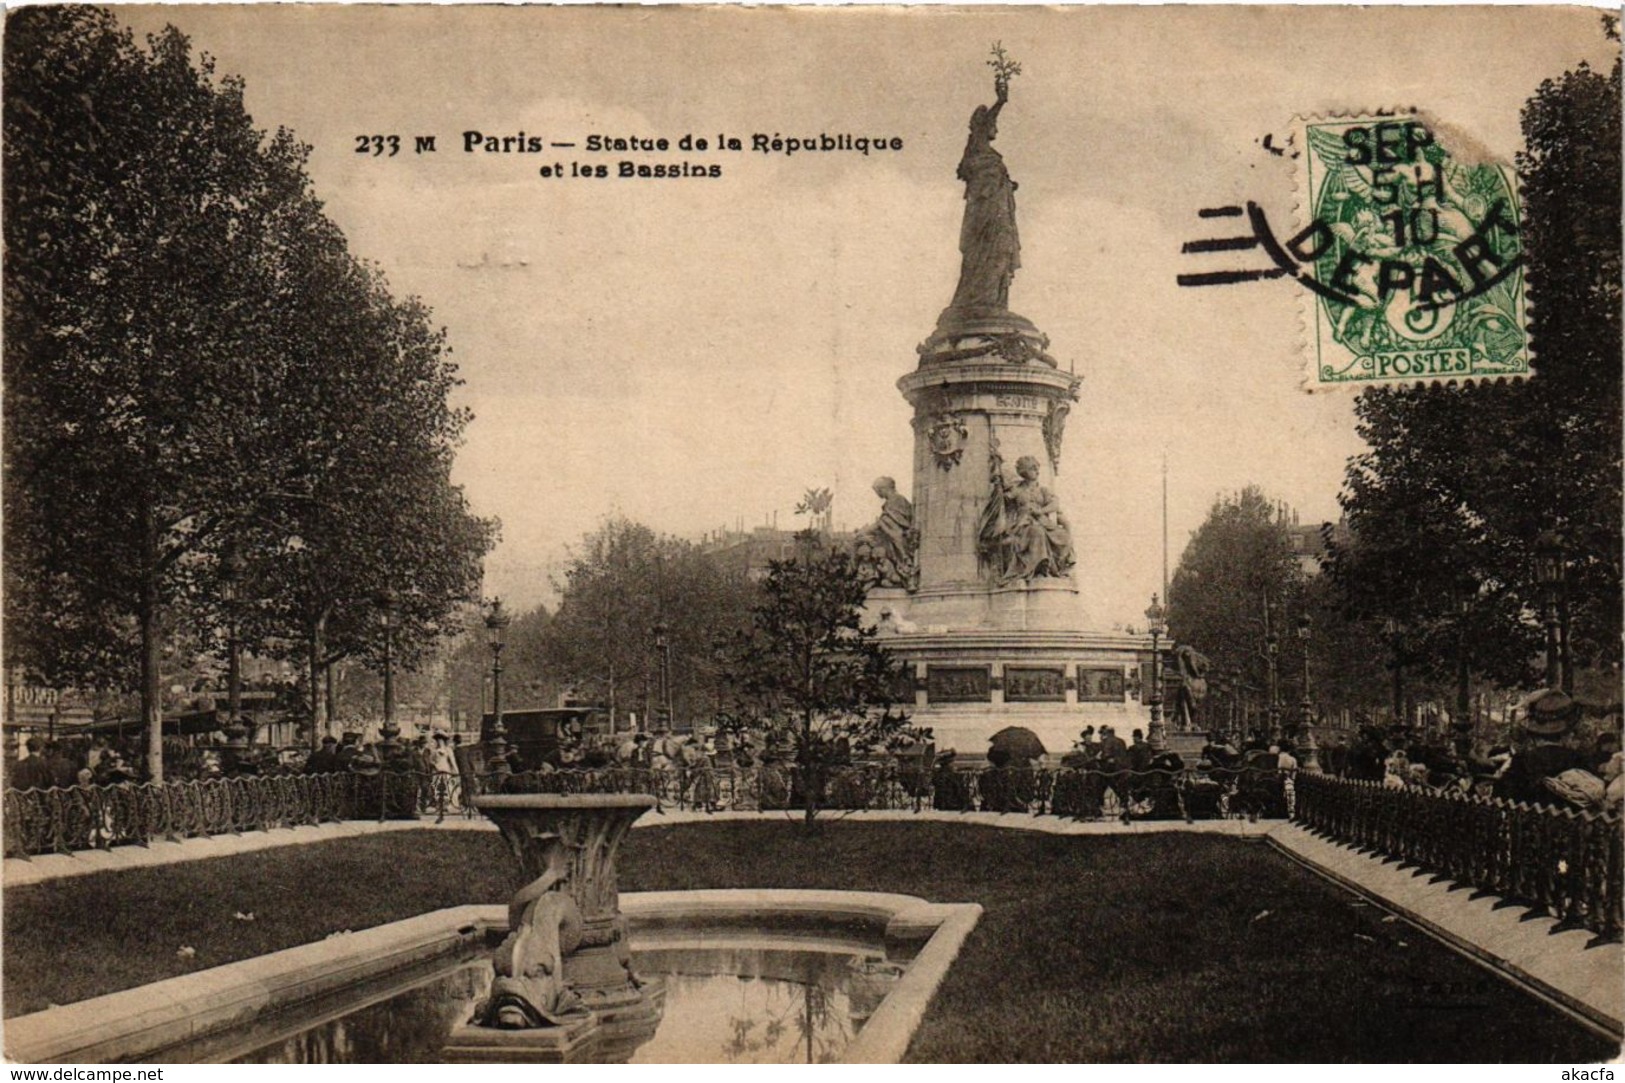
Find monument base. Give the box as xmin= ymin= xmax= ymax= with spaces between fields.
xmin=873 ymin=627 xmax=1157 ymax=761
xmin=904 ymin=578 xmax=1087 ymax=632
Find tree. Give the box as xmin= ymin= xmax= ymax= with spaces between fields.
xmin=1168 ymin=491 xmax=1400 ymax=731
xmin=537 ymin=517 xmax=754 ymax=728
xmin=200 ymin=205 xmax=501 ymax=740
xmin=1298 ymin=571 xmax=1393 ymax=722
xmin=726 ymin=533 xmax=911 ymax=823
xmin=3 ymin=8 xmax=497 ymax=774
xmin=1329 ymin=25 xmax=1622 ymax=696
xmin=1165 ymin=488 xmax=1303 ymax=706
xmin=4 ymin=8 xmax=329 ymax=778
xmin=1512 ymin=23 xmax=1622 ymax=680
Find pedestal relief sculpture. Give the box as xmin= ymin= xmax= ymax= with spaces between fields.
xmin=927 ymin=413 xmax=969 ymax=470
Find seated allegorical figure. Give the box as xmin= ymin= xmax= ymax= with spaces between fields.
xmin=856 ymin=476 xmax=918 ymax=590
xmin=979 ymin=453 xmax=1074 ymax=584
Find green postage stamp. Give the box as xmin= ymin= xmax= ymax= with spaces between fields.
xmin=1295 ymin=114 xmax=1529 ymax=389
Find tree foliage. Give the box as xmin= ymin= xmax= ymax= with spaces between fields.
xmin=1166 ymin=488 xmax=1302 ymax=688
xmin=1327 ymin=31 xmax=1622 ymax=694
xmin=535 ymin=517 xmax=755 ymax=727
xmin=3 ymin=7 xmax=495 ymax=774
xmin=1166 ymin=488 xmax=1390 ymax=724
xmin=726 ymin=533 xmax=911 ymax=822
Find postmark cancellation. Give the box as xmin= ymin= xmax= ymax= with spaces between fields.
xmin=1292 ymin=113 xmax=1530 ymax=391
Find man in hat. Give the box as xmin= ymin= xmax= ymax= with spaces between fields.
xmin=306 ymin=736 xmax=342 ymax=775
xmin=1095 ymin=725 xmax=1130 ymax=819
xmin=335 ymin=731 xmax=362 ymax=772
xmin=348 ymin=745 xmax=382 ymax=777
xmin=1200 ymin=730 xmax=1240 ymax=771
xmin=932 ymin=749 xmax=971 ymax=811
xmin=1097 ymin=724 xmax=1128 ymax=769
xmin=1498 ymin=689 xmax=1586 ymax=806
xmin=1128 ymin=728 xmax=1152 ymax=773
xmin=1346 ymin=722 xmax=1388 ymax=781
xmin=12 ymin=737 xmax=53 ymax=791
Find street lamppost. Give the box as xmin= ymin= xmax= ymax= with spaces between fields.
xmin=652 ymin=621 xmax=672 ymax=731
xmin=1535 ymin=532 xmax=1565 ymax=692
xmin=1296 ymin=612 xmax=1321 ymax=772
xmin=378 ymin=588 xmax=399 ymax=752
xmin=1454 ymin=578 xmax=1475 ymax=745
xmin=220 ymin=546 xmax=247 ymax=748
xmin=1263 ymin=596 xmax=1281 ymax=744
xmin=1384 ymin=616 xmax=1406 ymax=727
xmin=1144 ymin=594 xmax=1167 ymax=753
xmin=1229 ymin=665 xmax=1243 ymax=740
xmin=485 ymin=598 xmax=512 ymax=775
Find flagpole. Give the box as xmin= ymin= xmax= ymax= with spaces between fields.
xmin=1161 ymin=454 xmax=1169 ymax=604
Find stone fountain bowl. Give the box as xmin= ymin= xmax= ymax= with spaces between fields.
xmin=440 ymin=790 xmax=665 ymax=1061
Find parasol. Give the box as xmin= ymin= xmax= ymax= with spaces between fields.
xmin=988 ymin=726 xmax=1046 ymax=765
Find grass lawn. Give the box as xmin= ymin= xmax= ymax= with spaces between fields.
xmin=4 ymin=822 xmax=1614 ymax=1062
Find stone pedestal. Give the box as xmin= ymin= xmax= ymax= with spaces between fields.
xmin=442 ymin=794 xmax=665 ymax=1063
xmin=869 ymin=308 xmax=1155 ymax=758
xmin=901 ymin=313 xmax=1081 ymax=627
xmin=874 ymin=628 xmax=1154 ymax=758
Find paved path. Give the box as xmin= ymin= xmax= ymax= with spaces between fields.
xmin=2 ymin=819 xmax=493 ymax=887
xmin=1268 ymin=822 xmax=1622 ymax=1039
xmin=3 ymin=810 xmax=1273 ymax=887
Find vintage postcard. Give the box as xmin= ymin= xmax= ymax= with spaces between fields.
xmin=3 ymin=3 xmax=1620 ymax=1070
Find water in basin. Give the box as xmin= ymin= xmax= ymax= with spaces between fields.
xmin=225 ymin=944 xmax=905 ymax=1064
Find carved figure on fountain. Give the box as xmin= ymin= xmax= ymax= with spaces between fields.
xmin=471 ymin=796 xmax=654 ymax=1029
xmin=479 ymin=832 xmax=589 ymax=1028
xmin=447 ymin=795 xmax=663 ymax=1062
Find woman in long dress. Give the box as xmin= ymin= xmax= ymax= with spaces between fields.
xmin=948 ymin=79 xmax=1021 ymax=313
xmin=980 ymin=454 xmax=1074 ymax=583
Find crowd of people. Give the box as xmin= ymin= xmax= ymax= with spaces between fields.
xmin=2 ymin=728 xmax=469 ymax=793
xmin=10 ymin=689 xmax=1621 ymax=823
xmin=1325 ymin=691 xmax=1622 ymax=813
xmin=888 ymin=725 xmax=1293 ymax=820
xmin=4 ymin=734 xmax=146 ymax=792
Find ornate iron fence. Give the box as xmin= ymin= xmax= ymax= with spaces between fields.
xmin=2 ymin=770 xmax=468 ymax=858
xmin=3 ymin=763 xmax=1298 ymax=859
xmin=1293 ymin=771 xmax=1623 ymax=942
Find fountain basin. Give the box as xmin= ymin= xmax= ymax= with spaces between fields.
xmin=6 ymin=891 xmax=981 ymax=1064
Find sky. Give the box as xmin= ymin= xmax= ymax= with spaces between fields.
xmin=115 ymin=4 xmax=1616 ymax=627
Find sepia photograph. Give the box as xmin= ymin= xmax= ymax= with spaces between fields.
xmin=1 ymin=2 xmax=1620 ymax=1067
